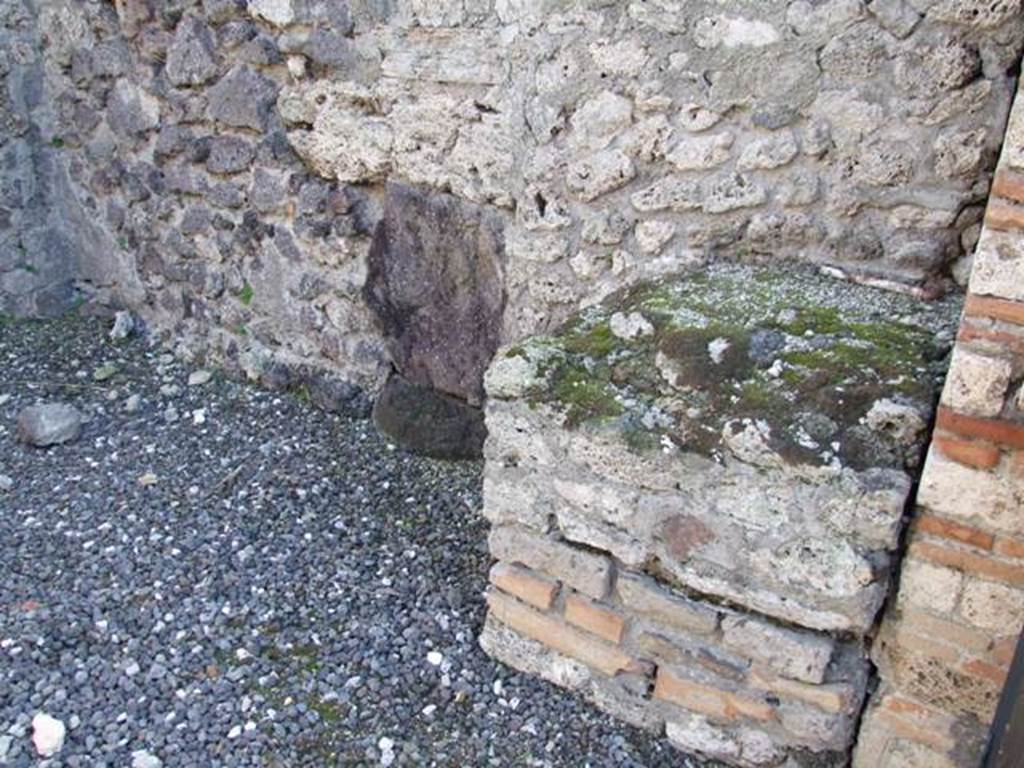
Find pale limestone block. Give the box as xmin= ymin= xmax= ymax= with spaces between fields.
xmin=667 ymin=132 xmax=734 ymax=170
xmin=918 ymin=448 xmax=1024 ymax=536
xmin=970 ymin=228 xmax=1024 ymax=302
xmin=721 ymin=614 xmax=834 ymax=684
xmin=569 ymin=91 xmax=633 ymax=152
xmin=941 ymin=347 xmax=1012 ymax=418
xmin=897 ymin=559 xmax=963 ymax=614
xmin=960 ymin=579 xmax=1024 ymax=632
xmin=635 ymin=220 xmax=676 ymax=254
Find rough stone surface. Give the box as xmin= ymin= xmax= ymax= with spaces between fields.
xmin=16 ymin=402 xmax=84 ymax=447
xmin=363 ymin=183 xmax=506 ymax=407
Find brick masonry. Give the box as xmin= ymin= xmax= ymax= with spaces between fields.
xmin=854 ymin=70 xmax=1024 ymax=768
xmin=477 ymin=262 xmax=961 ymax=766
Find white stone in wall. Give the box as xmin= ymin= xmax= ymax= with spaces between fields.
xmin=1005 ymin=87 xmax=1024 ymax=170
xmin=569 ymin=91 xmax=633 ymax=152
xmin=506 ymin=230 xmax=569 ymax=264
xmin=381 ymin=30 xmax=507 ymax=85
xmin=942 ymin=347 xmax=1013 ymax=418
xmin=289 ymin=112 xmax=393 ymax=184
xmin=631 ymin=177 xmax=702 ymax=212
xmin=737 ymin=131 xmax=800 ymax=171
xmin=569 ymin=249 xmax=613 ymax=281
xmin=666 ymin=132 xmax=734 ymax=171
xmin=677 ymin=103 xmax=724 ymax=133
xmin=588 ymin=39 xmax=649 ymax=77
xmin=609 ymin=311 xmax=654 ymax=340
xmin=634 ymin=221 xmax=676 ymax=254
xmin=566 ymin=150 xmax=636 ymax=202
xmin=666 ymin=716 xmax=740 ymax=762
xmin=897 ymin=559 xmax=963 ymax=614
xmin=933 ymin=128 xmax=986 ymax=179
xmin=811 ymin=91 xmax=883 ymax=153
xmin=918 ymin=448 xmax=1024 ymax=537
xmin=693 ymin=16 xmax=781 ymax=49
xmin=448 ymin=121 xmax=517 ymax=208
xmin=926 ymin=0 xmax=1024 ymax=28
xmin=618 ymin=115 xmax=672 ymax=162
xmin=960 ymin=580 xmax=1024 ymax=633
xmin=971 ymin=228 xmax=1024 ymax=301
xmin=703 ymin=173 xmax=767 ymax=213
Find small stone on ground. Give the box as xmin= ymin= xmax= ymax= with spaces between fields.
xmin=16 ymin=402 xmax=84 ymax=447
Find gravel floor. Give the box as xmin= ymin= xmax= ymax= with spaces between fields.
xmin=0 ymin=316 xmax=692 ymax=767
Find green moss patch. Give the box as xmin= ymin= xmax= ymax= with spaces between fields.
xmin=513 ymin=264 xmax=961 ymax=469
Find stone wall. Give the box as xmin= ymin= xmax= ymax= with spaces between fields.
xmin=854 ymin=63 xmax=1024 ymax=768
xmin=0 ymin=0 xmax=142 ymax=316
xmin=478 ymin=263 xmax=961 ymax=765
xmin=1 ymin=0 xmax=1022 ymax=409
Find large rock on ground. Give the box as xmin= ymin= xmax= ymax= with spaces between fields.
xmin=363 ymin=182 xmax=506 ymax=406
xmin=17 ymin=402 xmax=84 ymax=447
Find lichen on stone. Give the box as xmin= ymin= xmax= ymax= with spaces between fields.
xmin=502 ymin=264 xmax=961 ymax=470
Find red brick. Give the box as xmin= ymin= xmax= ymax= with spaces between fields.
xmin=489 ymin=562 xmax=559 ymax=611
xmin=991 ymin=636 xmax=1018 ymax=666
xmin=916 ymin=513 xmax=995 ymax=550
xmin=992 ymin=170 xmax=1024 ymax=206
xmin=958 ymin=323 xmax=1024 ymax=357
xmin=910 ymin=541 xmax=1024 ymax=586
xmin=986 ymin=200 xmax=1024 ymax=231
xmin=960 ymin=658 xmax=1009 ymax=685
xmin=882 ymin=694 xmax=956 ymax=725
xmin=936 ymin=407 xmax=1024 ymax=450
xmin=996 ymin=537 xmax=1024 ymax=560
xmin=932 ymin=435 xmax=1002 ymax=471
xmin=964 ymin=294 xmax=1024 ymax=326
xmin=654 ymin=668 xmax=775 ymax=722
xmin=748 ymin=667 xmax=850 ymax=714
xmin=486 ymin=590 xmax=644 ymax=677
xmin=564 ymin=594 xmax=626 ymax=644
xmin=899 ymin=609 xmax=992 ymax=653
xmin=873 ymin=708 xmax=955 ymax=752
xmin=661 ymin=514 xmax=714 ymax=560
xmin=891 ymin=626 xmax=961 ymax=664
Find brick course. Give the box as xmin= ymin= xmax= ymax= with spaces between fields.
xmin=856 ymin=71 xmax=1024 ymax=768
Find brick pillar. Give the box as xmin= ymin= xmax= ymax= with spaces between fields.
xmin=854 ymin=75 xmax=1024 ymax=768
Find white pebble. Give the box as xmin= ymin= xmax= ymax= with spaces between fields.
xmin=131 ymin=749 xmax=163 ymax=768
xmin=426 ymin=651 xmax=443 ymax=667
xmin=31 ymin=713 xmax=65 ymax=757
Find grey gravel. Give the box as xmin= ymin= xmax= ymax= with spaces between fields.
xmin=0 ymin=316 xmax=695 ymax=768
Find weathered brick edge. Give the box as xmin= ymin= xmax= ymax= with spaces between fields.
xmin=853 ymin=72 xmax=1024 ymax=768
xmin=481 ymin=538 xmax=867 ymax=765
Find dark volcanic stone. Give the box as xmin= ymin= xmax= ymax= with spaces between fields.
xmin=372 ymin=372 xmax=486 ymax=460
xmin=363 ymin=182 xmax=505 ymax=406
